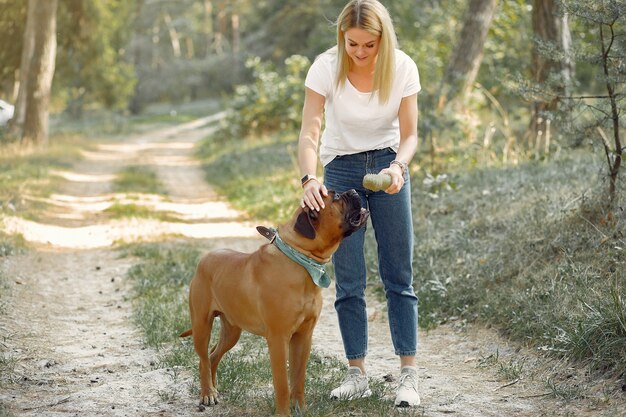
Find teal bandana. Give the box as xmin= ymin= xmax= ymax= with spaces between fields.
xmin=271 ymin=229 xmax=331 ymax=288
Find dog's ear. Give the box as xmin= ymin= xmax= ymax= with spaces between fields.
xmin=294 ymin=208 xmax=318 ymax=239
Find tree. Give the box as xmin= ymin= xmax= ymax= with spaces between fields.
xmin=529 ymin=0 xmax=573 ymax=148
xmin=440 ymin=0 xmax=498 ymax=105
xmin=557 ymin=0 xmax=625 ymax=203
xmin=21 ymin=0 xmax=58 ymax=146
xmin=6 ymin=1 xmax=32 ymax=137
xmin=55 ymin=0 xmax=136 ymax=117
xmin=0 ymin=2 xmax=27 ymax=102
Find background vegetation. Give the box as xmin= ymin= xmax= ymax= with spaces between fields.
xmin=0 ymin=0 xmax=624 ymax=410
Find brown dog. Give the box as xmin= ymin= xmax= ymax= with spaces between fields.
xmin=180 ymin=189 xmax=368 ymax=416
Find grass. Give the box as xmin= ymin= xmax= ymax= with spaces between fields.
xmin=0 ymin=403 xmax=15 ymax=417
xmin=112 ymin=165 xmax=167 ymax=195
xmin=409 ymin=155 xmax=626 ymax=381
xmin=0 ymin=237 xmax=21 ymax=393
xmin=103 ymin=202 xmax=178 ymax=221
xmin=0 ymin=135 xmax=85 ymax=220
xmin=196 ymin=131 xmax=307 ymax=223
xmin=122 ymin=242 xmax=424 ymax=416
xmin=196 ymin=129 xmax=626 ymax=390
xmin=108 ymin=164 xmax=176 ymax=221
xmin=49 ymin=98 xmax=223 ymax=138
xmin=1 ymin=101 xmax=623 ymax=410
xmin=0 ymin=232 xmax=26 ymax=259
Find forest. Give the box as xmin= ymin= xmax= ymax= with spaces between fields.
xmin=0 ymin=1 xmax=625 ymax=416
xmin=0 ymin=1 xmax=621 ymax=162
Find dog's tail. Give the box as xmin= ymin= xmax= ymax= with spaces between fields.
xmin=179 ymin=329 xmax=192 ymax=338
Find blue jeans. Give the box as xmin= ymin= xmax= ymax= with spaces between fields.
xmin=324 ymin=148 xmax=418 ymax=359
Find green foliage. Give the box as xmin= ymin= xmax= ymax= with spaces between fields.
xmin=103 ymin=203 xmax=176 ymax=222
xmin=482 ymin=0 xmax=533 ymax=104
xmin=0 ymin=0 xmax=26 ymax=95
xmin=0 ymin=232 xmax=26 ymax=259
xmin=0 ymin=402 xmax=15 ymax=417
xmin=552 ymin=275 xmax=626 ymax=376
xmin=197 ymin=129 xmax=302 ymax=223
xmin=55 ymin=0 xmax=137 ymax=115
xmin=213 ymin=55 xmax=310 ymax=142
xmin=561 ymin=0 xmax=625 ymax=198
xmin=389 ymin=0 xmax=465 ymax=91
xmin=124 ymin=242 xmax=201 ymax=347
xmin=198 ymin=119 xmax=626 ymax=382
xmin=128 ymin=0 xmax=252 ymax=111
xmin=513 ymin=0 xmax=625 ymax=198
xmin=48 ymin=99 xmax=220 ymax=138
xmin=0 ymin=138 xmax=81 ymax=219
xmin=0 ymin=236 xmax=21 ymax=393
xmin=408 ymin=149 xmax=626 ymax=379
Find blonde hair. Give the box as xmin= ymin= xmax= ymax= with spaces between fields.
xmin=335 ymin=0 xmax=397 ymax=104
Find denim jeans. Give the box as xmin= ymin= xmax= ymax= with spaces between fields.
xmin=324 ymin=148 xmax=418 ymax=359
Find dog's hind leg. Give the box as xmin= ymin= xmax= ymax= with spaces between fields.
xmin=193 ymin=313 xmax=218 ymax=405
xmin=209 ymin=315 xmax=242 ymax=388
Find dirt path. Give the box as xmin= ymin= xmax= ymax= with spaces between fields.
xmin=0 ymin=117 xmax=618 ymax=416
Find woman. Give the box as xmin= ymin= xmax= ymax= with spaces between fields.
xmin=297 ymin=0 xmax=421 ymax=408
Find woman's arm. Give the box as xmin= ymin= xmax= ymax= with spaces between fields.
xmin=298 ymin=87 xmax=328 ymax=211
xmin=380 ymin=93 xmax=418 ymax=194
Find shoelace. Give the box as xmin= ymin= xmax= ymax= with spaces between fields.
xmin=338 ymin=373 xmax=366 ymax=391
xmin=398 ymin=373 xmax=418 ymax=390
xmin=343 ymin=374 xmax=361 ymax=385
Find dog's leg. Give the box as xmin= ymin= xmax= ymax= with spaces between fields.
xmin=267 ymin=332 xmax=290 ymax=416
xmin=209 ymin=315 xmax=242 ymax=388
xmin=193 ymin=315 xmax=218 ymax=405
xmin=288 ymin=323 xmax=315 ymax=410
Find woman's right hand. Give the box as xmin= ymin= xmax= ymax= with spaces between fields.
xmin=301 ymin=179 xmax=328 ymax=211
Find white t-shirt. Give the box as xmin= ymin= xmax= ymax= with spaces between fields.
xmin=305 ymin=48 xmax=421 ymax=166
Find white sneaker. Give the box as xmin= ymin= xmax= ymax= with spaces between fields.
xmin=395 ymin=366 xmax=420 ymax=407
xmin=330 ymin=366 xmax=372 ymax=400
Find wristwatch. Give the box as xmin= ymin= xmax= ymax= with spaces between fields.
xmin=390 ymin=160 xmax=408 ymax=172
xmin=301 ymin=174 xmax=317 ymax=187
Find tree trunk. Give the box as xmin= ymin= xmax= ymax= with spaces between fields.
xmin=231 ymin=12 xmax=240 ymax=81
xmin=214 ymin=1 xmax=226 ymax=55
xmin=599 ymin=24 xmax=622 ymax=203
xmin=163 ymin=12 xmax=181 ymax=58
xmin=22 ymin=0 xmax=58 ymax=146
xmin=440 ymin=0 xmax=498 ymax=105
xmin=129 ymin=0 xmax=144 ymax=115
xmin=529 ymin=0 xmax=573 ymax=147
xmin=203 ymin=0 xmax=214 ymax=57
xmin=8 ymin=0 xmax=36 ymax=137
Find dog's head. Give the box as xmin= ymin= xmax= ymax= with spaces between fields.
xmin=291 ymin=189 xmax=369 ymax=258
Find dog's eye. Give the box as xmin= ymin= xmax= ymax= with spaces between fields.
xmin=332 ymin=193 xmax=340 ymax=201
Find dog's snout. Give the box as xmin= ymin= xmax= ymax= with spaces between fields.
xmin=345 ymin=189 xmax=358 ymax=199
xmin=341 ymin=189 xmax=362 ymax=207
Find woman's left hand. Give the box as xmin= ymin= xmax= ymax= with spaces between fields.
xmin=379 ymin=164 xmax=405 ymax=194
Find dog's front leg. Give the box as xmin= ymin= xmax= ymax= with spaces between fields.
xmin=288 ymin=326 xmax=315 ymax=411
xmin=267 ymin=333 xmax=290 ymax=416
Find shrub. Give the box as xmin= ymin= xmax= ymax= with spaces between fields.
xmin=213 ymin=55 xmax=310 ymax=142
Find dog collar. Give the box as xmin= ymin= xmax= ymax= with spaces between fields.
xmin=260 ymin=227 xmax=331 ymax=288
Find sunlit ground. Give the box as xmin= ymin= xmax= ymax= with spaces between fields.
xmin=2 ymin=112 xmax=260 ymax=249
xmin=2 ymin=216 xmax=257 ymax=249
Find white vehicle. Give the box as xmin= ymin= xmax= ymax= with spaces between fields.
xmin=0 ymin=99 xmax=15 ymax=126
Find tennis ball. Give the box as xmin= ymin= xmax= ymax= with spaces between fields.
xmin=362 ymin=173 xmax=392 ymax=191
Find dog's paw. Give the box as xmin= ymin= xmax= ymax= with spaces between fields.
xmin=199 ymin=389 xmax=219 ymax=406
